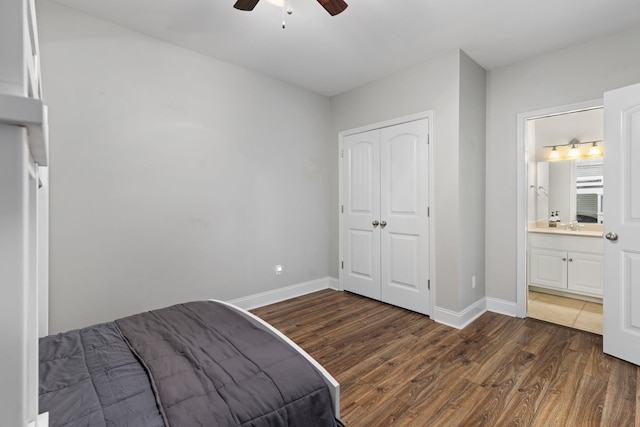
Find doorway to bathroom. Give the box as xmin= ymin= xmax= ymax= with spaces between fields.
xmin=519 ymin=101 xmax=604 ymax=334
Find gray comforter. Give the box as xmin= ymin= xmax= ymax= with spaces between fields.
xmin=39 ymin=322 xmax=165 ymax=426
xmin=39 ymin=301 xmax=337 ymax=427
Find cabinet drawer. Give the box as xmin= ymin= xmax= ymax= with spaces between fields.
xmin=528 ymin=233 xmax=603 ymax=254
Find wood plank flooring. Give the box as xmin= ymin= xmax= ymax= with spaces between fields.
xmin=251 ymin=289 xmax=639 ymax=427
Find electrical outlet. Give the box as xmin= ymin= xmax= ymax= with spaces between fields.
xmin=275 ymin=265 xmax=283 ymax=275
xmin=471 ymin=275 xmax=476 ymax=288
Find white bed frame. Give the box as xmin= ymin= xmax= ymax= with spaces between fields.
xmin=0 ymin=1 xmax=49 ymax=427
xmin=212 ymin=300 xmax=341 ymax=419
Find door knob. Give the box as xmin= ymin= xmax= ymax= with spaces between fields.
xmin=380 ymin=220 xmax=387 ymax=227
xmin=372 ymin=220 xmax=379 ymax=227
xmin=605 ymin=232 xmax=618 ymax=241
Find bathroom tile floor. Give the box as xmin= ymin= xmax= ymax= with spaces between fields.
xmin=528 ymin=290 xmax=603 ymax=335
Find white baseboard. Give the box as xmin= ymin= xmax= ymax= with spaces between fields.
xmin=228 ymin=278 xmax=515 ymax=328
xmin=486 ymin=297 xmax=518 ymax=317
xmin=431 ymin=298 xmax=487 ymax=329
xmin=228 ymin=277 xmax=339 ymax=311
xmin=327 ymin=277 xmax=340 ymax=291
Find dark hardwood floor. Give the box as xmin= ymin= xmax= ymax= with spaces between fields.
xmin=252 ymin=289 xmax=639 ymax=427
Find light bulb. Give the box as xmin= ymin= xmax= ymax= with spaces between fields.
xmin=568 ymin=144 xmax=580 ymax=157
xmin=548 ymin=147 xmax=560 ymax=160
xmin=588 ymin=142 xmax=601 ymax=157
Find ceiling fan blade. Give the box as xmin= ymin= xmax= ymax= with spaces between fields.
xmin=317 ymin=0 xmax=348 ymax=16
xmin=234 ymin=0 xmax=260 ymax=11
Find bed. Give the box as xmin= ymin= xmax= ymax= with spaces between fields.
xmin=39 ymin=300 xmax=342 ymax=427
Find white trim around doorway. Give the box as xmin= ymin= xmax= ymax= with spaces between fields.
xmin=516 ymin=99 xmax=603 ymax=318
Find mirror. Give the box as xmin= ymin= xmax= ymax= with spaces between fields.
xmin=527 ymin=107 xmax=604 ymax=226
xmin=544 ymin=158 xmax=603 ymax=224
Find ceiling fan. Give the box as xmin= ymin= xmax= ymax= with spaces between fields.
xmin=233 ymin=0 xmax=348 ymax=16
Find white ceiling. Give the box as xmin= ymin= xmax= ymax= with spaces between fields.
xmin=50 ymin=0 xmax=640 ymax=97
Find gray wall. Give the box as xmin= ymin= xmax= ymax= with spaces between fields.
xmin=39 ymin=2 xmax=333 ymax=333
xmin=40 ymin=0 xmax=640 ymax=330
xmin=458 ymin=52 xmax=487 ymax=309
xmin=330 ymin=50 xmax=487 ymax=313
xmin=0 ymin=0 xmax=26 ymax=96
xmin=485 ymin=26 xmax=640 ymax=303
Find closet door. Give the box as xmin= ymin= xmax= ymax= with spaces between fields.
xmin=342 ymin=119 xmax=431 ymax=315
xmin=380 ymin=119 xmax=430 ymax=315
xmin=342 ymin=129 xmax=381 ymax=300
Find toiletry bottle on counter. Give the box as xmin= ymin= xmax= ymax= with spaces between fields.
xmin=549 ymin=212 xmax=556 ymax=228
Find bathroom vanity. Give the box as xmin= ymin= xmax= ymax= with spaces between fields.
xmin=528 ymin=227 xmax=603 ymax=298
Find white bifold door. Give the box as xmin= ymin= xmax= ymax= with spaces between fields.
xmin=341 ymin=119 xmax=430 ymax=315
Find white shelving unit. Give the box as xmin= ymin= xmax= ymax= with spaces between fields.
xmin=0 ymin=0 xmax=49 ymax=426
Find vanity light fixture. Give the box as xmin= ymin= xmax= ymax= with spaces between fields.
xmin=544 ymin=138 xmax=603 ymax=160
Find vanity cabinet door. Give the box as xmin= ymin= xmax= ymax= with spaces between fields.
xmin=529 ymin=248 xmax=568 ymax=289
xmin=567 ymin=252 xmax=603 ymax=296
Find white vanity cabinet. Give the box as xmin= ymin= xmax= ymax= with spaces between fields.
xmin=529 ymin=248 xmax=567 ymax=289
xmin=567 ymin=252 xmax=603 ymax=295
xmin=528 ymin=232 xmax=603 ymax=297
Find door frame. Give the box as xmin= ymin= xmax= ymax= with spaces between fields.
xmin=338 ymin=111 xmax=435 ymax=314
xmin=516 ymin=99 xmax=602 ymax=318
